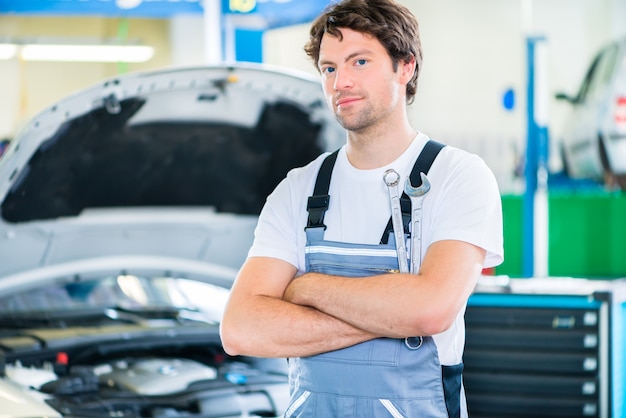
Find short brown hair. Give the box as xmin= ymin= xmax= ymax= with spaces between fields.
xmin=304 ymin=0 xmax=422 ymax=104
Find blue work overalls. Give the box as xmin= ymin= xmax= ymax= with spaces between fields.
xmin=284 ymin=141 xmax=464 ymax=418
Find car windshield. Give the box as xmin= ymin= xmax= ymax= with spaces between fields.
xmin=0 ymin=274 xmax=229 ymax=324
xmin=575 ymin=43 xmax=619 ymax=103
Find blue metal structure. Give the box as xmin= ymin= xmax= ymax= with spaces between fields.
xmin=523 ymin=36 xmax=550 ymax=278
xmin=0 ymin=0 xmax=330 ymax=29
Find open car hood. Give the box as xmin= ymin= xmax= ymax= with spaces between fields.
xmin=0 ymin=63 xmax=344 ymax=280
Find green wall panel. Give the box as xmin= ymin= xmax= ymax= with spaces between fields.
xmin=495 ymin=195 xmax=523 ymax=277
xmin=496 ymin=193 xmax=626 ymax=279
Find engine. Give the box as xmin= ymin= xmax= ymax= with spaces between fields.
xmin=5 ymin=356 xmax=289 ymax=418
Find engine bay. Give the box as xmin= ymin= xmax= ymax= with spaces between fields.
xmin=0 ymin=325 xmax=289 ymax=418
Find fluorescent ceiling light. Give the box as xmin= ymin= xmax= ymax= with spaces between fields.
xmin=0 ymin=44 xmax=17 ymax=60
xmin=116 ymin=0 xmax=143 ymax=9
xmin=20 ymin=44 xmax=154 ymax=63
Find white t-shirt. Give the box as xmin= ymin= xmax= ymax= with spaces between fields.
xmin=249 ymin=132 xmax=504 ymax=365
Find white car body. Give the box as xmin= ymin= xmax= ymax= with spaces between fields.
xmin=557 ymin=37 xmax=626 ymax=187
xmin=0 ymin=63 xmax=344 ymax=418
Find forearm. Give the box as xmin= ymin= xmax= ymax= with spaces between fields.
xmin=283 ymin=240 xmax=484 ymax=339
xmin=221 ymin=292 xmax=378 ymax=358
xmin=284 ymin=272 xmax=430 ymax=338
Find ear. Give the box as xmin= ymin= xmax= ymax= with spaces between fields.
xmin=399 ymin=55 xmax=416 ymax=84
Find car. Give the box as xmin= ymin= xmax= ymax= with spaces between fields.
xmin=0 ymin=138 xmax=9 ymax=157
xmin=0 ymin=63 xmax=345 ymax=417
xmin=555 ymin=36 xmax=626 ymax=188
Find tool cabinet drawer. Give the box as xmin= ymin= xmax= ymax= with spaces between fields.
xmin=465 ymin=306 xmax=599 ymax=330
xmin=463 ymin=372 xmax=598 ymax=398
xmin=463 ymin=349 xmax=599 ymax=375
xmin=466 ymin=393 xmax=599 ymax=418
xmin=465 ymin=327 xmax=598 ymax=351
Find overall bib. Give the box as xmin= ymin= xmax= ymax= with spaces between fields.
xmin=284 ymin=141 xmax=464 ymax=418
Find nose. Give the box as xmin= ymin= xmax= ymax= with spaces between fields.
xmin=333 ymin=68 xmax=353 ymax=91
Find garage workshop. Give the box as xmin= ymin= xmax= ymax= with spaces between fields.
xmin=0 ymin=1 xmax=625 ymax=417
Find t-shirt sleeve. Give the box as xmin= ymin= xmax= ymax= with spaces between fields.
xmin=429 ymin=153 xmax=504 ymax=268
xmin=247 ymin=176 xmax=301 ymax=268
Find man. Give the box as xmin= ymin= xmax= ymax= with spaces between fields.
xmin=220 ymin=0 xmax=504 ymax=416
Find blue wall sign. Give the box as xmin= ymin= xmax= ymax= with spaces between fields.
xmin=502 ymin=88 xmax=515 ymax=111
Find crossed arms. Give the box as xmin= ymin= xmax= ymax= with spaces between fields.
xmin=220 ymin=239 xmax=485 ymax=358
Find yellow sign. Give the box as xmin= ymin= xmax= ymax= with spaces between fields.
xmin=229 ymin=0 xmax=257 ymax=13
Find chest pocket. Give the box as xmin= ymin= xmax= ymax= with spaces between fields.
xmin=305 ymin=238 xmax=401 ymax=275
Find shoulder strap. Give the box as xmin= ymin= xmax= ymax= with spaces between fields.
xmin=305 ymin=140 xmax=446 ymax=236
xmin=305 ymin=149 xmax=339 ymax=231
xmin=408 ymin=140 xmax=445 ymax=187
xmin=380 ymin=140 xmax=445 ymax=244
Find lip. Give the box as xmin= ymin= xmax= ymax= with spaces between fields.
xmin=335 ymin=97 xmax=361 ymax=107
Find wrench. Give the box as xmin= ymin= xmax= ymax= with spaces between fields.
xmin=404 ymin=172 xmax=431 ymax=274
xmin=383 ymin=169 xmax=409 ymax=273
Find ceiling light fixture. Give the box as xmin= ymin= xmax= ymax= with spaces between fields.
xmin=0 ymin=44 xmax=17 ymax=60
xmin=115 ymin=0 xmax=144 ymax=9
xmin=20 ymin=44 xmax=154 ymax=63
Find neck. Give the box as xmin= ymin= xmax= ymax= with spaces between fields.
xmin=345 ymin=121 xmax=417 ymax=169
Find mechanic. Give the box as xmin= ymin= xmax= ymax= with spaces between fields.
xmin=220 ymin=0 xmax=504 ymax=416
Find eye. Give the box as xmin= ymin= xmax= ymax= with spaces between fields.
xmin=355 ymin=59 xmax=367 ymax=66
xmin=323 ymin=66 xmax=336 ymax=74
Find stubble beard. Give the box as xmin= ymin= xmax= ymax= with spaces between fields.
xmin=335 ymin=106 xmax=375 ymax=133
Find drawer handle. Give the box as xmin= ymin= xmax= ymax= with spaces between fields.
xmin=584 ymin=334 xmax=598 ymax=348
xmin=583 ymin=357 xmax=597 ymax=371
xmin=582 ymin=381 xmax=596 ymax=395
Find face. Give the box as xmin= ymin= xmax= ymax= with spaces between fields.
xmin=317 ymin=28 xmax=413 ymax=134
